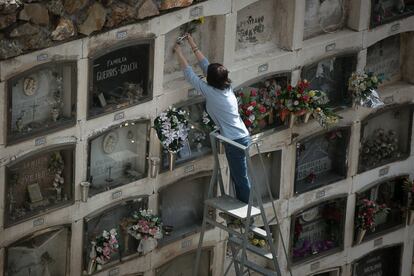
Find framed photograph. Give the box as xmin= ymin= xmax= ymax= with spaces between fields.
xmin=27 ymin=183 xmax=43 ymax=203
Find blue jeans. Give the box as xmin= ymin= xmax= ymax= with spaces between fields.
xmin=224 ymin=136 xmax=251 ymax=204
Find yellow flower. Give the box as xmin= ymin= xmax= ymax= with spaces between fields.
xmin=259 ymin=240 xmax=266 ymax=247
xmin=308 ymin=90 xmax=316 ymax=97
xmin=315 ymin=107 xmax=322 ymax=113
xmin=252 ymin=239 xmax=259 ymax=245
xmin=198 ymin=16 xmax=205 ymax=24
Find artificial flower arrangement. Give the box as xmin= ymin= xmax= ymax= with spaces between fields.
xmin=348 ymin=71 xmax=384 ymax=108
xmin=88 ymin=229 xmax=119 ymax=274
xmin=180 ymin=16 xmax=205 ymax=35
xmin=127 ymin=209 xmax=163 ymax=254
xmin=355 ymin=199 xmax=390 ymax=244
xmin=403 ymin=177 xmax=414 ymax=224
xmin=235 ymin=87 xmax=269 ymax=133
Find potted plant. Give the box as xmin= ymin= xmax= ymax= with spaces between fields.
xmin=153 ymin=107 xmax=189 ymax=171
xmin=355 ymin=199 xmax=390 ymax=244
xmin=348 ymin=71 xmax=384 ymax=108
xmin=127 ymin=209 xmax=163 ymax=255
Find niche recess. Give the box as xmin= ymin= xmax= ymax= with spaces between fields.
xmin=4 ymin=145 xmax=74 ymax=227
xmin=235 ymin=0 xmax=282 ymax=60
xmin=159 ymin=172 xmax=212 ymax=245
xmin=354 ymin=176 xmax=407 ymax=244
xmin=6 ymin=61 xmax=76 ymax=145
xmin=87 ymin=120 xmax=150 ymax=196
xmin=5 ymin=226 xmax=71 ymax=276
xmin=161 ymin=98 xmax=212 ymax=171
xmin=310 ymin=268 xmax=341 ymax=276
xmin=88 ymin=40 xmax=153 ymax=118
xmin=155 ymin=249 xmax=212 ymax=276
xmin=304 ymin=0 xmax=348 ymax=40
xmin=352 ymin=244 xmax=402 ymax=276
xmin=235 ymin=72 xmax=290 ymax=135
xmin=295 ymin=128 xmax=350 ymax=194
xmin=358 ymin=104 xmax=412 ymax=173
xmin=290 ymin=197 xmax=346 ymax=264
xmin=163 ymin=16 xmax=219 ymax=86
xmin=83 ymin=196 xmax=149 ymax=275
xmin=370 ymin=0 xmax=414 ymax=28
xmin=301 ymin=54 xmax=356 ymax=107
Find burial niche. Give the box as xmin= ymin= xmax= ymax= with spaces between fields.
xmin=301 ymin=54 xmax=356 ymax=107
xmin=5 ymin=145 xmax=74 ymax=227
xmin=371 ymin=0 xmax=414 ymax=28
xmin=7 ymin=62 xmax=76 ymax=145
xmin=295 ymin=128 xmax=350 ymax=194
xmin=89 ymin=41 xmax=153 ymax=118
xmin=291 ymin=197 xmax=346 ymax=263
xmin=6 ymin=226 xmax=71 ymax=276
xmin=155 ymin=249 xmax=212 ymax=276
xmin=88 ymin=120 xmax=149 ymax=196
xmin=358 ymin=105 xmax=412 ymax=173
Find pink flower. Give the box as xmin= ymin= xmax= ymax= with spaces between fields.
xmin=149 ymin=227 xmax=158 ymax=236
xmin=103 ymin=246 xmax=111 ymax=257
xmin=259 ymin=106 xmax=266 ymax=113
xmin=251 ymin=90 xmax=257 ymax=96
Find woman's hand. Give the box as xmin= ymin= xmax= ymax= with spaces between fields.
xmin=186 ymin=33 xmax=197 ymax=49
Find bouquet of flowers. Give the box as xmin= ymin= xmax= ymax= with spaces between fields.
xmin=89 ymin=229 xmax=119 ymax=272
xmin=202 ymin=111 xmax=218 ymax=132
xmin=348 ymin=71 xmax=384 ymax=108
xmin=153 ymin=107 xmax=189 ymax=153
xmin=360 ymin=128 xmax=399 ymax=168
xmin=277 ymin=80 xmax=312 ymax=121
xmin=179 ymin=16 xmax=205 ymax=36
xmin=356 ymin=199 xmax=390 ymax=232
xmin=403 ymin=178 xmax=414 ymax=210
xmin=128 ymin=209 xmax=163 ymax=240
xmin=236 ymin=87 xmax=269 ymax=133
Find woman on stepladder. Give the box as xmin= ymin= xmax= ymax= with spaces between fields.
xmin=173 ymin=34 xmax=252 ymax=210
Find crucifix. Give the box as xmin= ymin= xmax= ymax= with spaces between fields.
xmin=29 ymin=101 xmax=40 ymax=121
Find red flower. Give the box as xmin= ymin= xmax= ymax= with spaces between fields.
xmin=276 ymin=90 xmax=281 ymax=96
xmin=259 ymin=106 xmax=267 ymax=113
xmin=251 ymin=90 xmax=257 ymax=96
xmin=244 ymin=120 xmax=252 ymax=127
xmin=245 ymin=109 xmax=252 ymax=116
xmin=302 ymin=95 xmax=309 ymax=102
xmin=250 ymin=101 xmax=257 ymax=106
xmin=287 ymin=85 xmax=292 ymax=92
xmin=239 ymin=92 xmax=244 ymax=97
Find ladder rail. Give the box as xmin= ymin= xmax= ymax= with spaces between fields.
xmin=194 ymin=130 xmax=292 ymax=276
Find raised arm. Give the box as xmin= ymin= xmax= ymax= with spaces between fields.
xmin=186 ymin=34 xmax=209 ymax=76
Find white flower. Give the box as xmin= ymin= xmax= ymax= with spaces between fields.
xmin=293 ymin=100 xmax=299 ymax=106
xmin=96 ymin=247 xmax=103 ymax=253
xmin=249 ymin=114 xmax=255 ymax=121
xmin=110 ymin=229 xmax=117 ymax=236
xmin=247 ymin=106 xmax=254 ymax=111
xmin=102 ymin=230 xmax=109 ymax=238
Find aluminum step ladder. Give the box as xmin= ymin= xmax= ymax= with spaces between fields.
xmin=193 ymin=131 xmax=292 ymax=276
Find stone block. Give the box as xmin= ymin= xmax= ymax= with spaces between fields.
xmin=51 ymin=18 xmax=76 ymax=41
xmin=159 ymin=0 xmax=193 ymax=11
xmin=137 ymin=0 xmax=160 ymax=19
xmin=78 ymin=2 xmax=106 ymax=35
xmin=19 ymin=3 xmax=50 ymax=26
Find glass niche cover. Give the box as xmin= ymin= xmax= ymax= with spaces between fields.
xmin=156 ymin=249 xmax=212 ymax=276
xmin=7 ymin=62 xmax=76 ymax=144
xmin=354 ymin=176 xmax=407 ymax=242
xmin=295 ymin=128 xmax=349 ymax=194
xmin=88 ymin=120 xmax=149 ymax=196
xmin=301 ymin=55 xmax=356 ymax=108
xmin=371 ymin=0 xmax=414 ymax=28
xmin=83 ymin=196 xmax=149 ymax=274
xmin=89 ymin=41 xmax=153 ymax=118
xmin=161 ymin=98 xmax=212 ymax=170
xmin=291 ymin=198 xmax=346 ymax=263
xmin=359 ymin=105 xmax=412 ymax=173
xmin=5 ymin=146 xmax=74 ymax=227
xmin=159 ymin=172 xmax=211 ymax=245
xmin=6 ymin=226 xmax=71 ymax=276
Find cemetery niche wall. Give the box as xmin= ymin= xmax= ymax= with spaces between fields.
xmin=158 ymin=172 xmax=212 ymax=245
xmin=83 ymin=196 xmax=149 ymax=275
xmin=87 ymin=120 xmax=149 ymax=196
xmin=161 ymin=98 xmax=212 ymax=171
xmin=301 ymin=54 xmax=356 ymax=108
xmin=366 ymin=34 xmax=401 ymax=85
xmin=371 ymin=0 xmax=414 ymax=28
xmin=235 ymin=73 xmax=290 ymax=135
xmin=5 ymin=226 xmax=71 ymax=276
xmin=6 ymin=61 xmax=77 ymax=145
xmin=352 ymin=244 xmax=403 ymax=276
xmin=303 ymin=0 xmax=348 ymax=40
xmin=88 ymin=40 xmax=153 ymax=118
xmin=155 ymin=248 xmax=212 ymax=276
xmin=295 ymin=128 xmax=350 ymax=194
xmin=358 ymin=104 xmax=413 ymax=173
xmin=354 ymin=176 xmax=407 ymax=243
xmin=290 ymin=197 xmax=346 ymax=264
xmin=4 ymin=145 xmax=74 ymax=227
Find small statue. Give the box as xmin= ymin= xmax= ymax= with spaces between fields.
xmin=51 ymin=107 xmax=60 ymax=122
xmin=15 ymin=111 xmax=25 ymax=132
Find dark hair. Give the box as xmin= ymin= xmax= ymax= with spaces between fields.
xmin=207 ymin=63 xmax=232 ymax=90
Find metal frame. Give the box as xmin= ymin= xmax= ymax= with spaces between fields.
xmin=193 ymin=130 xmax=292 ymax=276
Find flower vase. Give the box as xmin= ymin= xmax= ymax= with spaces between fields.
xmin=356 ymin=229 xmax=366 ymax=245
xmin=289 ymin=113 xmax=296 ymax=128
xmin=137 ymin=237 xmax=158 ymax=254
xmin=408 ymin=210 xmax=414 ymax=225
xmin=168 ymin=151 xmax=176 ymax=171
xmin=303 ymin=112 xmax=311 ymax=123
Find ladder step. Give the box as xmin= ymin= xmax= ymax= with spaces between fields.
xmin=228 ymin=237 xmax=273 ymax=260
xmin=250 ymin=226 xmax=268 ymax=238
xmin=205 ymin=195 xmax=261 ymax=219
xmin=234 ymin=258 xmax=278 ymax=276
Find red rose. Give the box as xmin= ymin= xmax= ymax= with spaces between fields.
xmin=259 ymin=106 xmax=267 ymax=113
xmin=245 ymin=110 xmax=252 ymax=116
xmin=302 ymin=95 xmax=309 ymax=101
xmin=250 ymin=101 xmax=257 ymax=106
xmin=244 ymin=120 xmax=252 ymax=127
xmin=251 ymin=90 xmax=257 ymax=96
xmin=239 ymin=92 xmax=244 ymax=97
xmin=287 ymin=85 xmax=292 ymax=91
